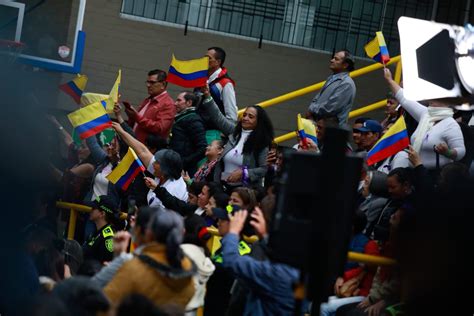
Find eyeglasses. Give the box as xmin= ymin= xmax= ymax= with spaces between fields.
xmin=146 ymin=80 xmax=163 ymax=85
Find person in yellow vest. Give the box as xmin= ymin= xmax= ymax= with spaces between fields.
xmin=203 ymin=204 xmax=252 ymax=315
xmin=82 ymin=195 xmax=118 ymax=263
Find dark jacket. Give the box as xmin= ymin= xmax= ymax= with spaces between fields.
xmin=197 ymin=96 xmax=236 ymax=136
xmin=221 ymin=233 xmax=300 ymax=316
xmin=169 ymin=107 xmax=208 ymax=174
xmin=82 ymin=224 xmax=115 ymax=263
xmin=153 ymin=186 xmax=198 ymax=217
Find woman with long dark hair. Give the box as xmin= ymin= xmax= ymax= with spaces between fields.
xmin=214 ymin=105 xmax=274 ymax=190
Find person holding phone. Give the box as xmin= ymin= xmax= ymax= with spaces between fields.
xmin=124 ymin=69 xmax=175 ymax=143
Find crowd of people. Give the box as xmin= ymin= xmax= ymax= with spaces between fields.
xmin=2 ymin=45 xmax=474 ymax=316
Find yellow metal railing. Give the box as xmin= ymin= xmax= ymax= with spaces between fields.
xmin=238 ymin=56 xmax=402 ymax=144
xmin=57 ymin=202 xmax=396 ymax=266
xmin=56 ymin=201 xmax=127 ymax=240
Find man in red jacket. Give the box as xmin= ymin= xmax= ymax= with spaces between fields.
xmin=125 ymin=69 xmax=175 ymax=143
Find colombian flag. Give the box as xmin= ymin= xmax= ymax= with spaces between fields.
xmin=366 ymin=116 xmax=409 ymax=166
xmin=100 ymin=97 xmax=115 ymax=114
xmin=364 ymin=31 xmax=390 ymax=64
xmin=67 ymin=101 xmax=112 ymax=139
xmin=109 ymin=69 xmax=121 ymax=103
xmin=297 ymin=114 xmax=318 ymax=146
xmin=59 ymin=74 xmax=88 ymax=104
xmin=167 ymin=55 xmax=209 ymax=88
xmin=106 ymin=148 xmax=146 ymax=190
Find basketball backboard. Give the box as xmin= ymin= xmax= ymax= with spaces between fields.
xmin=0 ymin=0 xmax=86 ymax=73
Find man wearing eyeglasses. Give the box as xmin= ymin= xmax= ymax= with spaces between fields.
xmin=125 ymin=69 xmax=175 ymax=143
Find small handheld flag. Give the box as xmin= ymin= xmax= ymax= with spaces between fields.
xmin=67 ymin=101 xmax=112 ymax=139
xmin=167 ymin=55 xmax=209 ymax=88
xmin=297 ymin=114 xmax=318 ymax=148
xmin=107 ymin=147 xmax=146 ymax=190
xmin=59 ymin=74 xmax=88 ymax=104
xmin=100 ymin=97 xmax=115 ymax=114
xmin=109 ymin=69 xmax=121 ymax=103
xmin=366 ymin=116 xmax=409 ymax=166
xmin=364 ymin=31 xmax=390 ymax=64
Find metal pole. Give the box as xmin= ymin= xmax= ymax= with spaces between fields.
xmin=464 ymin=0 xmax=472 ymax=25
xmin=431 ymin=0 xmax=439 ymax=21
xmin=67 ymin=209 xmax=77 ymax=240
xmin=258 ymin=34 xmax=263 ymax=49
xmin=379 ymin=0 xmax=388 ymax=31
xmin=184 ymin=20 xmax=188 ymax=36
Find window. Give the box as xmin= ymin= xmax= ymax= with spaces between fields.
xmin=121 ymin=0 xmax=466 ymax=58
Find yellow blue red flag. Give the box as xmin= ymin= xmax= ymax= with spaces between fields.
xmin=167 ymin=55 xmax=209 ymax=88
xmin=67 ymin=101 xmax=112 ymax=139
xmin=106 ymin=147 xmax=146 ymax=190
xmin=364 ymin=31 xmax=390 ymax=64
xmin=297 ymin=114 xmax=318 ymax=145
xmin=59 ymin=74 xmax=88 ymax=104
xmin=367 ymin=116 xmax=409 ymax=166
xmin=109 ymin=69 xmax=121 ymax=103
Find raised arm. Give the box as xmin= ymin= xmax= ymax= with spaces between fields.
xmin=111 ymin=122 xmax=153 ymax=167
xmin=85 ymin=133 xmax=107 ymax=164
xmin=384 ymin=68 xmax=426 ymax=122
xmin=199 ymin=86 xmax=236 ymax=135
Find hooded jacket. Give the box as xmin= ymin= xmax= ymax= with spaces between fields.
xmin=104 ymin=242 xmax=196 ymax=308
xmin=181 ymin=244 xmax=215 ymax=311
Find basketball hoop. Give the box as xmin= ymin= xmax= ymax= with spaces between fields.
xmin=0 ymin=39 xmax=26 ymax=64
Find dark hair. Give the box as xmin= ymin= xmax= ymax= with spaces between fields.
xmin=53 ymin=276 xmax=110 ymax=316
xmin=147 ymin=69 xmax=168 ymax=87
xmin=182 ymin=92 xmax=199 ymax=108
xmin=206 ymin=181 xmax=223 ymax=198
xmin=183 ymin=215 xmax=210 ymax=250
xmin=438 ymin=162 xmax=469 ymax=192
xmin=353 ymin=211 xmax=368 ymax=234
xmin=354 ymin=117 xmax=371 ymax=124
xmin=189 ymin=181 xmax=205 ymax=198
xmin=148 ymin=207 xmax=184 ymax=268
xmin=233 ymin=105 xmax=274 ymax=155
xmin=148 ymin=69 xmax=167 ymax=81
xmin=388 ymin=167 xmax=413 ymax=185
xmin=212 ymin=192 xmax=230 ymax=209
xmin=338 ymin=49 xmax=355 ymax=71
xmin=153 ymin=149 xmax=183 ymax=180
xmin=34 ymin=246 xmax=65 ymax=281
xmin=145 ymin=134 xmax=168 ymax=153
xmin=77 ymin=259 xmax=103 ymax=277
xmin=136 ymin=206 xmax=155 ymax=232
xmin=314 ymin=112 xmax=339 ymax=125
xmin=232 ymin=187 xmax=258 ymax=211
xmin=260 ymin=194 xmax=275 ymax=224
xmin=117 ymin=294 xmax=166 ymax=316
xmin=208 ymin=46 xmax=226 ymax=67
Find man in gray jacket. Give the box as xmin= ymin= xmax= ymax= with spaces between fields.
xmin=307 ymin=50 xmax=356 ymax=126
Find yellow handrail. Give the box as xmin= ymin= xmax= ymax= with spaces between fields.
xmin=56 ymin=201 xmax=127 ymax=240
xmin=273 ymin=98 xmax=388 ymax=144
xmin=347 ymin=251 xmax=396 ymax=266
xmin=269 ymin=58 xmax=403 ymax=144
xmin=237 ymin=55 xmax=401 ymax=115
xmin=57 ymin=202 xmax=396 ymax=266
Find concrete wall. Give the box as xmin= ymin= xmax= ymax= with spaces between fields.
xmin=59 ymin=0 xmax=390 ymax=142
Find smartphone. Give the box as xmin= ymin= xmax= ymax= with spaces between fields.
xmin=122 ymin=101 xmax=132 ymax=109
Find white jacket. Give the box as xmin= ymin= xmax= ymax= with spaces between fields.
xmin=181 ymin=244 xmax=215 ymax=312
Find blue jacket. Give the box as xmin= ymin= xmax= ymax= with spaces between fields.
xmin=345 ymin=233 xmax=369 ymax=270
xmin=221 ymin=233 xmax=300 ymax=316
